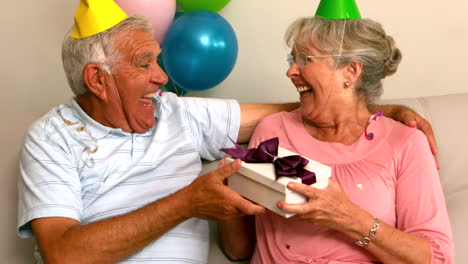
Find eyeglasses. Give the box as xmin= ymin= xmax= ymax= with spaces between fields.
xmin=287 ymin=52 xmax=341 ymax=68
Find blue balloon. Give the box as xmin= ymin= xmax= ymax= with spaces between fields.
xmin=162 ymin=10 xmax=238 ymax=91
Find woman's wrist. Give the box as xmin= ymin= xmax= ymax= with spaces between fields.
xmin=355 ymin=217 xmax=380 ymax=247
xmin=342 ymin=209 xmax=376 ymax=242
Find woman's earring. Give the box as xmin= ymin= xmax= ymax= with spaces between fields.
xmin=344 ymin=81 xmax=350 ymax=88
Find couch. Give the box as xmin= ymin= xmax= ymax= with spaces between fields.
xmin=2 ymin=93 xmax=467 ymax=263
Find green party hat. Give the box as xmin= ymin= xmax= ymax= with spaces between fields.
xmin=315 ymin=0 xmax=361 ymax=19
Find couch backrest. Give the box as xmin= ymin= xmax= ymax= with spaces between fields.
xmin=382 ymin=93 xmax=468 ymax=263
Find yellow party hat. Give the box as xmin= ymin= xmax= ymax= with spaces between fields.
xmin=71 ymin=0 xmax=128 ymax=39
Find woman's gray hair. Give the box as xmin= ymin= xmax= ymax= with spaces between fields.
xmin=62 ymin=15 xmax=153 ymax=96
xmin=285 ymin=16 xmax=402 ymax=104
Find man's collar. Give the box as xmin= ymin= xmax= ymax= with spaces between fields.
xmin=70 ymin=98 xmax=120 ymax=139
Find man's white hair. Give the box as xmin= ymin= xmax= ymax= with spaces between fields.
xmin=62 ymin=15 xmax=153 ymax=96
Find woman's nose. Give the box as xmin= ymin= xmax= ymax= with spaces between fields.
xmin=286 ymin=62 xmax=300 ymax=79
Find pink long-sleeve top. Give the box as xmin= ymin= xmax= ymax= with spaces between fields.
xmin=249 ymin=109 xmax=454 ymax=264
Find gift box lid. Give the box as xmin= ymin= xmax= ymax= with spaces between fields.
xmin=228 ymin=147 xmax=331 ymax=194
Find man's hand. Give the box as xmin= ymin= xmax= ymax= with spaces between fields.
xmin=373 ymin=104 xmax=439 ymax=169
xmin=186 ymin=158 xmax=265 ymax=220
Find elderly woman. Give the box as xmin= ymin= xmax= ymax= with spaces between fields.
xmin=219 ymin=16 xmax=453 ymax=264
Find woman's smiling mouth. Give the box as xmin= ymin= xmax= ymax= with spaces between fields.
xmin=297 ymin=86 xmax=313 ymax=97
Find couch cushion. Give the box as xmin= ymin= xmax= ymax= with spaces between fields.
xmin=382 ymin=93 xmax=468 ymax=263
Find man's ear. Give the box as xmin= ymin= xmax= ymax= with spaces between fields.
xmin=344 ymin=60 xmax=363 ymax=85
xmin=83 ymin=63 xmax=108 ymax=100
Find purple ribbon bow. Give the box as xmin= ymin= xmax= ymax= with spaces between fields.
xmin=220 ymin=137 xmax=316 ymax=185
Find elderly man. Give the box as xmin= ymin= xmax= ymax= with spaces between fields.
xmin=17 ymin=1 xmax=437 ymax=263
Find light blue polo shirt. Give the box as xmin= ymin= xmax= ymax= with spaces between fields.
xmin=18 ymin=91 xmax=240 ymax=263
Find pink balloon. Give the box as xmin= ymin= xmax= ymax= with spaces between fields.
xmin=114 ymin=0 xmax=176 ymax=45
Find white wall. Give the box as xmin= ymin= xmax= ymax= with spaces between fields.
xmin=2 ymin=0 xmax=467 ymax=115
xmin=193 ymin=0 xmax=468 ymax=102
xmin=2 ymin=0 xmax=467 ymax=112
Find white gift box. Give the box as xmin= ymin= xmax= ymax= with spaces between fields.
xmin=227 ymin=147 xmax=332 ymax=218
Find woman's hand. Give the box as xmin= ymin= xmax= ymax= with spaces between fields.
xmin=278 ymin=179 xmax=433 ymax=264
xmin=277 ymin=179 xmax=364 ymax=232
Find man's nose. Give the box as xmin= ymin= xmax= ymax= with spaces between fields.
xmin=152 ymin=64 xmax=169 ymax=85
